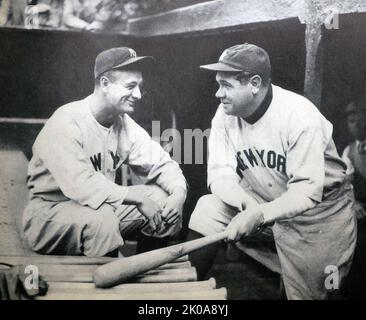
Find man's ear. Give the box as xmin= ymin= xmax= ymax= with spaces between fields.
xmin=100 ymin=76 xmax=111 ymax=91
xmin=250 ymin=75 xmax=262 ymax=94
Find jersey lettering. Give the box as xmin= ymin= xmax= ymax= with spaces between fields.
xmin=90 ymin=153 xmax=102 ymax=171
xmin=267 ymin=151 xmax=276 ymax=169
xmin=243 ymin=149 xmax=259 ymax=167
xmin=236 ymin=148 xmax=286 ymax=175
xmin=110 ymin=151 xmax=120 ymax=169
xmin=277 ymin=154 xmax=286 ymax=173
xmin=236 ymin=152 xmax=248 ymax=179
xmin=255 ymin=149 xmax=266 ymax=166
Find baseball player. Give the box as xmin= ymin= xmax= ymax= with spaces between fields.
xmin=187 ymin=43 xmax=356 ymax=299
xmin=22 ymin=47 xmax=187 ymax=257
xmin=342 ymin=99 xmax=366 ymax=217
xmin=341 ymin=98 xmax=366 ymax=298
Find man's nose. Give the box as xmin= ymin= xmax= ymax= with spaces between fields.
xmin=132 ymin=86 xmax=142 ymax=99
xmin=215 ymin=87 xmax=224 ymax=99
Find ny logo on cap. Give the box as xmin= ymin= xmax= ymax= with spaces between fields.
xmin=219 ymin=49 xmax=229 ymax=61
xmin=128 ymin=48 xmax=137 ymax=57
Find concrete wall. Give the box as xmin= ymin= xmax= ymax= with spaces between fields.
xmin=128 ymin=0 xmax=366 ymax=37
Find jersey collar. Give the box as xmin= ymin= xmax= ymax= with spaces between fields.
xmin=243 ymin=84 xmax=273 ymax=124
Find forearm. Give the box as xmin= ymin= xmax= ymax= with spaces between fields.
xmin=259 ymin=189 xmax=317 ymax=224
xmin=210 ymin=177 xmax=258 ymax=211
xmin=123 ymin=186 xmax=146 ymax=205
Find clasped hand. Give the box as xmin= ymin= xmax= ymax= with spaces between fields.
xmin=158 ymin=189 xmax=186 ymax=226
xmin=133 ymin=186 xmax=186 ymax=233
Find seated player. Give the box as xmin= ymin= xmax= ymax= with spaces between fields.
xmin=22 ymin=47 xmax=187 ymax=257
xmin=341 ymin=97 xmax=366 ymax=298
xmin=188 ymin=43 xmax=356 ymax=300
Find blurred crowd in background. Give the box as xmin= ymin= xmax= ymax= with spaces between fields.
xmin=0 ymin=0 xmax=208 ymax=32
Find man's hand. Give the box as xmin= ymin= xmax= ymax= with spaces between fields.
xmin=136 ymin=196 xmax=163 ymax=232
xmin=226 ymin=207 xmax=264 ymax=242
xmin=158 ymin=187 xmax=186 ymax=226
xmin=125 ymin=185 xmax=163 ymax=232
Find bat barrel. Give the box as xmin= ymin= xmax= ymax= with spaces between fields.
xmin=93 ymin=231 xmax=228 ymax=288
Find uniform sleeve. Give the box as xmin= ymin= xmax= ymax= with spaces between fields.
xmin=126 ymin=122 xmax=187 ymax=194
xmin=207 ymin=107 xmax=241 ymax=189
xmin=36 ymin=113 xmax=128 ymax=210
xmin=259 ymin=115 xmax=328 ymax=223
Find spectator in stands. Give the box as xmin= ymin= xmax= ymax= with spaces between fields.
xmin=0 ymin=0 xmax=26 ymax=26
xmin=62 ymin=0 xmax=124 ymax=31
xmin=24 ymin=1 xmax=63 ymax=29
xmin=25 ymin=3 xmax=52 ymax=28
xmin=342 ymin=97 xmax=366 ymax=299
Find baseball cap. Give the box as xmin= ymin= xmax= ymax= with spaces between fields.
xmin=94 ymin=47 xmax=155 ymax=79
xmin=200 ymin=43 xmax=271 ymax=78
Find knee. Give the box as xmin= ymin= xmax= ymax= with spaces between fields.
xmin=196 ymin=194 xmax=218 ymax=210
xmin=83 ymin=212 xmax=123 ymax=257
xmin=88 ymin=211 xmax=120 ymax=237
xmin=190 ymin=194 xmax=218 ymax=224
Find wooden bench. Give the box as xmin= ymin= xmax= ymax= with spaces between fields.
xmin=0 ymin=254 xmax=228 ymax=300
xmin=0 ymin=150 xmax=227 ymax=299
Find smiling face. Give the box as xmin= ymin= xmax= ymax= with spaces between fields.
xmin=215 ymin=72 xmax=257 ymax=118
xmin=101 ymin=69 xmax=144 ymax=116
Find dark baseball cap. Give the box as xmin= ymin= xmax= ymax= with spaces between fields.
xmin=200 ymin=43 xmax=271 ymax=78
xmin=94 ymin=47 xmax=155 ymax=79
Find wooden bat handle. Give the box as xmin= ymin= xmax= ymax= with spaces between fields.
xmin=93 ymin=231 xmax=229 ymax=288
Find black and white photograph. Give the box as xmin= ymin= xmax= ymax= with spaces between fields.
xmin=0 ymin=0 xmax=365 ymax=303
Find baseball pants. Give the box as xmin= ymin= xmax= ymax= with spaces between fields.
xmin=23 ymin=185 xmax=182 ymax=257
xmin=189 ymin=187 xmax=356 ymax=300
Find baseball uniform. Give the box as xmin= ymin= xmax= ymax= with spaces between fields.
xmin=23 ymin=95 xmax=187 ymax=257
xmin=189 ymin=84 xmax=356 ymax=299
xmin=341 ymin=141 xmax=366 ymax=298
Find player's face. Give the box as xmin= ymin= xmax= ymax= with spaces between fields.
xmin=347 ymin=113 xmax=366 ymax=140
xmin=215 ymin=72 xmax=255 ymax=117
xmin=104 ymin=70 xmax=144 ymax=115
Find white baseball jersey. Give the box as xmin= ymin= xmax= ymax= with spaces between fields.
xmin=208 ymin=84 xmax=347 ymax=223
xmin=27 ymin=95 xmax=187 ymax=210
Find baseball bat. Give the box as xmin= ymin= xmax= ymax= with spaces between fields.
xmin=93 ymin=230 xmax=229 ymax=288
